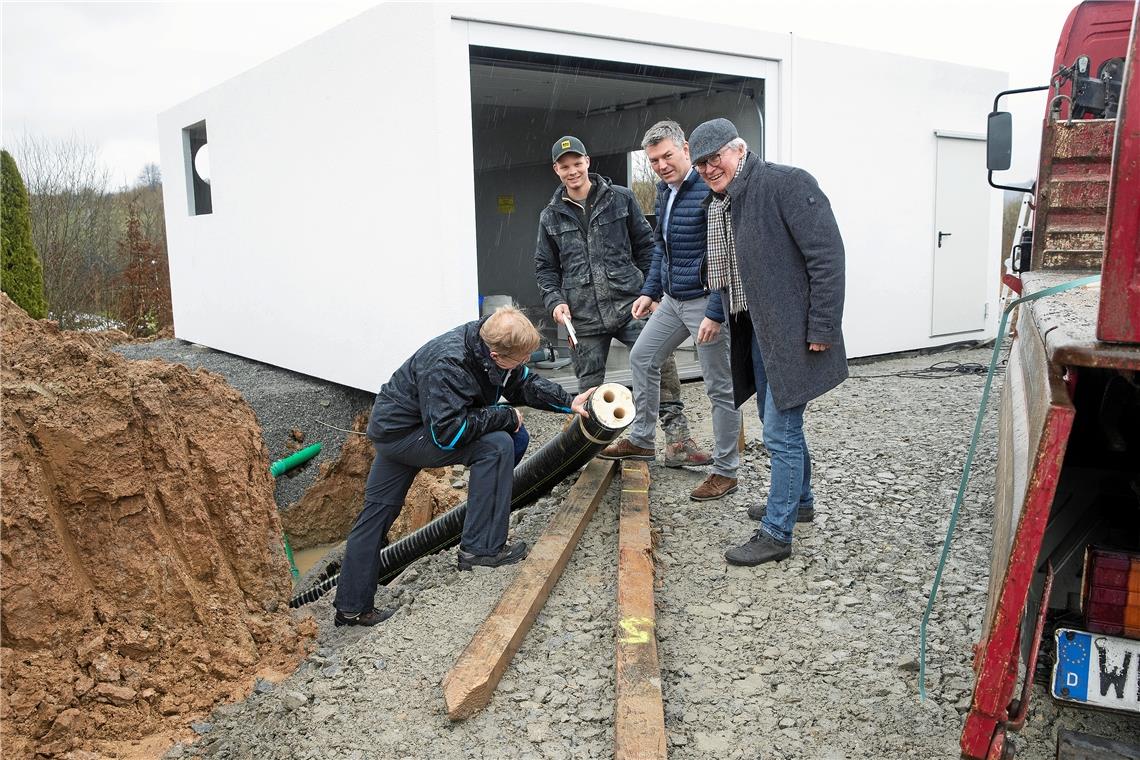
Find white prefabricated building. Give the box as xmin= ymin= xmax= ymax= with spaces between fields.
xmin=158 ymin=2 xmax=1008 ymax=393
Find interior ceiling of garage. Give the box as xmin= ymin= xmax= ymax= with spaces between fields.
xmin=469 ymin=45 xmax=759 ymax=114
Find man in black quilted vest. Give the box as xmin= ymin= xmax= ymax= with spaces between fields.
xmin=599 ymin=120 xmax=740 ymax=502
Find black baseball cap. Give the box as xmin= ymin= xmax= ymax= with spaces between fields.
xmin=551 ymin=135 xmax=587 ymax=162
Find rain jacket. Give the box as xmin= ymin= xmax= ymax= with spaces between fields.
xmin=534 ymin=174 xmax=655 ymax=336
xmin=367 ymin=318 xmax=573 ymax=449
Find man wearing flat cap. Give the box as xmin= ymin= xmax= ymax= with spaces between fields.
xmin=687 ymin=117 xmax=847 ymax=566
xmin=535 ymin=135 xmax=706 ymax=466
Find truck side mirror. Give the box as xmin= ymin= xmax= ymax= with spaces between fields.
xmin=987 ymin=112 xmax=1013 ymax=171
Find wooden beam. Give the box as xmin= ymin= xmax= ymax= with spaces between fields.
xmin=614 ymin=461 xmax=666 ymax=760
xmin=442 ymin=458 xmax=617 ymax=720
xmin=1056 ymin=730 xmax=1140 ymax=760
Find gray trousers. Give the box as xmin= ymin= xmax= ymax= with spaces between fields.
xmin=571 ymin=318 xmax=689 ymax=442
xmin=628 ymin=294 xmax=740 ymax=477
xmin=334 ymin=428 xmax=514 ymax=614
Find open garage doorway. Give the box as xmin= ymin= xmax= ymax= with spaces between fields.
xmin=468 ymin=45 xmax=768 ymax=389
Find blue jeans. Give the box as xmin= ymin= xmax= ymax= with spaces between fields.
xmin=752 ymin=333 xmax=813 ymax=544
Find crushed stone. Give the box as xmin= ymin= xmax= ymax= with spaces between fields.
xmin=150 ymin=345 xmax=1137 ymax=759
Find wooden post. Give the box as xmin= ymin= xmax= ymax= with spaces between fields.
xmin=614 ymin=461 xmax=666 ymax=760
xmin=442 ymin=458 xmax=617 ymax=720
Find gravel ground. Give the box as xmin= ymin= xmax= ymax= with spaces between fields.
xmin=115 ymin=339 xmax=374 ymax=510
xmin=134 ymin=344 xmax=1137 ymax=759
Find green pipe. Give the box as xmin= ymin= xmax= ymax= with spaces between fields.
xmin=270 ymin=442 xmax=322 ymax=477
xmin=283 ymin=533 xmax=300 ymax=582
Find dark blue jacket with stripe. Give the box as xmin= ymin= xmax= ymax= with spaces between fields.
xmin=367 ymin=318 xmax=573 ymax=449
xmin=640 ymin=169 xmax=725 ymax=323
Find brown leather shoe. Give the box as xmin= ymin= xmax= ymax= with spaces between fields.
xmin=598 ymin=438 xmax=655 ymax=461
xmin=663 ymin=438 xmax=712 ymax=468
xmin=690 ymin=474 xmax=739 ymax=501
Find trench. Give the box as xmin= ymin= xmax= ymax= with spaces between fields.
xmin=292 ymin=543 xmax=341 ymax=576
xmin=289 ymin=383 xmax=634 ymax=607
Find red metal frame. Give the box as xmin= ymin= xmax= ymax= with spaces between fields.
xmin=960 ymin=383 xmax=1075 ymax=759
xmin=962 ymin=6 xmax=1139 ymax=757
xmin=1097 ymin=2 xmax=1140 ymax=342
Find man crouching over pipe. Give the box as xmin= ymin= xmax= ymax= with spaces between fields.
xmin=333 ymin=306 xmax=594 ymax=627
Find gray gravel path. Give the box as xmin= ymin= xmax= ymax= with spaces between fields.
xmin=150 ymin=345 xmax=1136 ymax=759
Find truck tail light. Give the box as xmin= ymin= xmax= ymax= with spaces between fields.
xmin=1082 ymin=547 xmax=1140 ymax=638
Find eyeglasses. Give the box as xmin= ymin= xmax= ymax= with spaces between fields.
xmin=694 ymin=149 xmax=729 ymax=172
xmin=491 ymin=350 xmax=531 ymax=369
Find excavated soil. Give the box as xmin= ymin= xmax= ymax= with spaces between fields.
xmin=0 ymin=295 xmax=314 ymax=759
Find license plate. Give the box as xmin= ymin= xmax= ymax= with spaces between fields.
xmin=1052 ymin=628 xmax=1140 ymax=714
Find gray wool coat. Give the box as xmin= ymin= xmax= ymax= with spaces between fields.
xmin=717 ymin=152 xmax=848 ymax=411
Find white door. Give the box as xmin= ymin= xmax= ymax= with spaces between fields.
xmin=931 ymin=135 xmax=990 ymax=336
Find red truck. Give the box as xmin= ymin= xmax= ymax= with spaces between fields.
xmin=962 ymin=1 xmax=1140 ymax=758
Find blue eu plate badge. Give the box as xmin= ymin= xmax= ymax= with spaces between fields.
xmin=1051 ymin=628 xmax=1140 ymax=714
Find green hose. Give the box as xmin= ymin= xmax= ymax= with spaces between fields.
xmin=918 ymin=274 xmax=1100 ymax=700
xmin=270 ymin=442 xmax=322 ymax=477
xmin=283 ymin=533 xmax=300 ymax=582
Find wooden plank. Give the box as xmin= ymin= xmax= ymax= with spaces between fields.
xmin=614 ymin=461 xmax=666 ymax=760
xmin=1056 ymin=729 xmax=1140 ymax=760
xmin=442 ymin=458 xmax=617 ymax=720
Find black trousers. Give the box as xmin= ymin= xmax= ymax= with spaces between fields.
xmin=333 ymin=426 xmax=517 ymax=614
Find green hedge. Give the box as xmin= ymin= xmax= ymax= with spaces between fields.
xmin=1 ymin=150 xmax=48 ymax=319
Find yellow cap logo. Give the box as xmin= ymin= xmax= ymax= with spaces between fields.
xmin=561 ymin=140 xmax=571 ymax=149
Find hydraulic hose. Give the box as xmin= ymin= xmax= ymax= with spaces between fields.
xmin=289 ymin=383 xmax=634 ymax=607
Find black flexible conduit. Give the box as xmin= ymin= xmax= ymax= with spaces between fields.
xmin=289 ymin=383 xmax=633 ymax=607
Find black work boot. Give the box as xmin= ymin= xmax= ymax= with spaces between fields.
xmin=334 ymin=607 xmax=395 ymax=627
xmin=747 ymin=502 xmax=816 ymax=523
xmin=457 ymin=540 xmax=529 ymax=571
xmin=725 ymin=531 xmax=792 ymax=566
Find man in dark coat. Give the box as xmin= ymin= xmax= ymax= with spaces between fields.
xmin=687 ymin=117 xmax=847 ymax=566
xmin=333 ymin=307 xmax=592 ymax=626
xmin=534 ymin=135 xmax=708 ymax=466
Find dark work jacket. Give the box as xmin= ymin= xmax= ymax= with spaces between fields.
xmin=534 ymin=174 xmax=655 ymax=336
xmin=641 ymin=168 xmax=725 ymax=323
xmin=713 ymin=153 xmax=848 ymax=411
xmin=367 ymin=318 xmax=573 ymax=449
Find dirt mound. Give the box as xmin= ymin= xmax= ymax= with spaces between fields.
xmin=0 ymin=294 xmax=313 ymax=758
xmin=280 ymin=413 xmax=464 ymax=550
xmin=74 ymin=327 xmax=134 ymax=350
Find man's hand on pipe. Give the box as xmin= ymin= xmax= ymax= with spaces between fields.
xmin=571 ymin=388 xmax=594 ymax=418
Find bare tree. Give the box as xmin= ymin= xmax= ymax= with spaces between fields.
xmin=115 ymin=202 xmax=171 ymax=336
xmin=10 ymin=133 xmax=118 ymax=327
xmin=135 ymin=163 xmax=162 ymax=190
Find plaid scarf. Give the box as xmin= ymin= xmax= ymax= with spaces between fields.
xmin=706 ymin=153 xmax=749 ymax=314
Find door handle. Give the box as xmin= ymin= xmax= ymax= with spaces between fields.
xmin=938 ymin=231 xmax=952 ymax=248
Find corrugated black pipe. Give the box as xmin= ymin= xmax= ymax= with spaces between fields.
xmin=289 ymin=382 xmax=634 ymax=607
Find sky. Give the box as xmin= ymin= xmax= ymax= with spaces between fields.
xmin=1 ymin=0 xmax=1089 ymax=189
